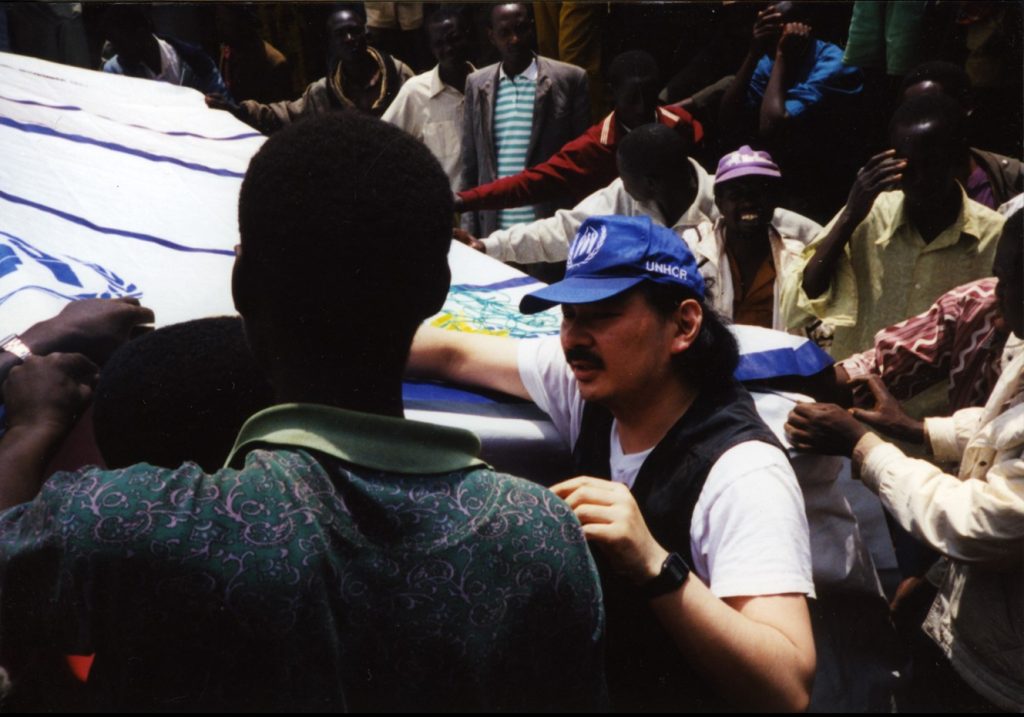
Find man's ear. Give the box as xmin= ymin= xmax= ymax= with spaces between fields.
xmin=669 ymin=298 xmax=702 ymax=355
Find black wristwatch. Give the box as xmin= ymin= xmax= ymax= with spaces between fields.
xmin=641 ymin=552 xmax=691 ymax=599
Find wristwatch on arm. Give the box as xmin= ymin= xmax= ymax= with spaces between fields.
xmin=642 ymin=552 xmax=692 ymax=599
xmin=0 ymin=334 xmax=32 ymax=364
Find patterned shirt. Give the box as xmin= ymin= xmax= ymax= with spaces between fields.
xmin=782 ymin=188 xmax=1006 ymax=360
xmin=495 ymin=58 xmax=538 ymax=229
xmin=0 ymin=404 xmax=606 ymax=711
xmin=841 ymin=278 xmax=1006 ymax=412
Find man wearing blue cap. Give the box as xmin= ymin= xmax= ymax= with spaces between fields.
xmin=410 ymin=215 xmax=816 ymax=711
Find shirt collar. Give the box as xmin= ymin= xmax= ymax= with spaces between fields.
xmin=226 ymin=403 xmax=487 ymax=473
xmin=498 ymin=56 xmax=538 ymax=82
xmin=429 ymin=62 xmax=475 ymax=97
xmin=880 ymin=185 xmax=983 ymax=250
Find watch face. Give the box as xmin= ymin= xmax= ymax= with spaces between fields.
xmin=644 ymin=552 xmax=691 ymax=598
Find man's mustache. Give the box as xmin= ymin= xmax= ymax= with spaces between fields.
xmin=564 ymin=346 xmax=605 ymax=369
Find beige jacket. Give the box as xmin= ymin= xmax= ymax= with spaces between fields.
xmin=853 ymin=337 xmax=1024 ymax=710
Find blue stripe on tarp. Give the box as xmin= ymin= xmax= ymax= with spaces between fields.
xmin=735 ymin=341 xmax=833 ymax=381
xmin=0 ymin=94 xmax=262 ymax=141
xmin=0 ymin=190 xmax=236 ymax=256
xmin=402 ymin=380 xmax=533 ymax=405
xmin=0 ymin=116 xmax=246 ymax=178
xmin=450 ymin=276 xmax=542 ymax=292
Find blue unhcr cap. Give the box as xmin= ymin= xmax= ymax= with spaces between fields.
xmin=519 ymin=215 xmax=705 ymax=314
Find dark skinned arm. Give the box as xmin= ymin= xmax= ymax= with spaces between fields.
xmin=801 ymin=149 xmax=905 ymax=299
xmin=720 ymin=5 xmax=782 ymax=142
xmin=0 ymin=353 xmax=98 ymax=510
xmin=759 ymin=22 xmax=812 ymax=139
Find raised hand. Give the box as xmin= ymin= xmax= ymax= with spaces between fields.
xmin=844 ymin=150 xmax=906 ymax=225
xmin=21 ymin=297 xmax=154 ymax=365
xmin=751 ymin=5 xmax=784 ymax=57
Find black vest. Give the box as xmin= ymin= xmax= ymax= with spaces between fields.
xmin=572 ymin=380 xmax=783 ymax=712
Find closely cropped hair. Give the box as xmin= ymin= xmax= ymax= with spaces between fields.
xmin=900 ymin=61 xmax=973 ymax=109
xmin=93 ymin=317 xmax=275 ymax=473
xmin=608 ymin=50 xmax=661 ymax=89
xmin=487 ymin=2 xmax=532 ymax=27
xmin=889 ymin=92 xmax=967 ymax=147
xmin=638 ymin=282 xmax=739 ymax=387
xmin=617 ymin=123 xmax=695 ymax=183
xmin=237 ymin=113 xmax=453 ymax=337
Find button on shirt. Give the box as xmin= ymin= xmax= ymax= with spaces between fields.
xmin=782 ymin=189 xmax=1006 ymax=360
xmin=382 ymin=64 xmax=472 ymax=192
xmin=495 ymin=58 xmax=538 ymax=229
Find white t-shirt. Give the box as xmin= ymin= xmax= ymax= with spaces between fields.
xmin=518 ymin=337 xmax=814 ymax=599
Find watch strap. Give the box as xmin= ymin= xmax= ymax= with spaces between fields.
xmin=641 ymin=551 xmax=691 ymax=599
xmin=0 ymin=334 xmax=31 ymax=363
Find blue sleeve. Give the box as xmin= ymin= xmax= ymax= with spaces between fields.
xmin=746 ymin=54 xmax=774 ymax=107
xmin=784 ymin=42 xmax=864 ymax=118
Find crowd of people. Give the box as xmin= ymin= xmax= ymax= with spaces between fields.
xmin=0 ymin=1 xmax=1021 ymax=712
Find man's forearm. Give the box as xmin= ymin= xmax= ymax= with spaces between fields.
xmin=719 ymin=53 xmax=761 ymax=139
xmin=759 ymin=54 xmax=790 ymax=138
xmin=0 ymin=423 xmax=67 ymax=510
xmin=801 ymin=212 xmax=859 ymax=299
xmin=650 ymin=584 xmax=815 ymax=711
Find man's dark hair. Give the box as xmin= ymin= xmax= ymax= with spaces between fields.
xmin=428 ymin=4 xmax=470 ymax=27
xmin=487 ymin=2 xmax=532 ymax=27
xmin=608 ymin=50 xmax=661 ymax=89
xmin=900 ymin=61 xmax=973 ymax=109
xmin=889 ymin=91 xmax=967 ymax=147
xmin=638 ymin=282 xmax=739 ymax=387
xmin=617 ymin=123 xmax=695 ymax=184
xmin=93 ymin=317 xmax=274 ymax=473
xmin=328 ymin=3 xmax=367 ymax=23
xmin=237 ymin=113 xmax=453 ymax=355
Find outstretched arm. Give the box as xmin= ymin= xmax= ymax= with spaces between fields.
xmin=407 ymin=326 xmax=529 ymax=400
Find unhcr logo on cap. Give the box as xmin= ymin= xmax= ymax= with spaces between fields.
xmin=567 ymin=224 xmax=607 ymax=270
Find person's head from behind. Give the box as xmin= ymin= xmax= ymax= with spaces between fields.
xmin=714 ymin=145 xmax=783 ymax=236
xmin=327 ymin=4 xmax=368 ymax=68
xmin=234 ymin=113 xmax=454 ymax=400
xmin=488 ymin=3 xmax=534 ymax=69
xmin=608 ymin=50 xmax=662 ymax=132
xmin=427 ymin=6 xmax=471 ymax=70
xmin=889 ymin=93 xmax=968 ymax=211
xmin=899 ymin=61 xmax=973 ymax=114
xmin=100 ymin=5 xmax=156 ymax=67
xmin=617 ymin=123 xmax=698 ymax=220
xmin=994 ymin=209 xmax=1023 ymax=339
xmin=520 ymin=216 xmax=738 ymax=411
xmin=93 ymin=317 xmax=275 ymax=473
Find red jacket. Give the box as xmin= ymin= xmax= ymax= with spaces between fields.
xmin=458 ymin=105 xmax=703 ymax=211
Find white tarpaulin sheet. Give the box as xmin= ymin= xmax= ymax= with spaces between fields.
xmin=0 ymin=52 xmax=263 ymax=331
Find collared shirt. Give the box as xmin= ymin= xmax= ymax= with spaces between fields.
xmin=495 ymin=58 xmax=539 ymax=228
xmin=481 ymin=157 xmax=716 ymax=264
xmin=840 ymin=278 xmax=1005 ymax=412
xmin=699 ymin=209 xmax=822 ymax=329
xmin=0 ymin=404 xmax=606 ymax=711
xmin=782 ymin=189 xmax=1006 ymax=360
xmin=382 ymin=63 xmax=473 ymax=192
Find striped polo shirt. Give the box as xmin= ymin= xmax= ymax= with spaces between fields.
xmin=494 ymin=58 xmax=538 ymax=229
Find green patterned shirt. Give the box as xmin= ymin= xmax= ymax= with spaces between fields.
xmin=0 ymin=404 xmax=606 ymax=711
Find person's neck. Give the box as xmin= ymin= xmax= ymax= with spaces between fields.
xmin=501 ymin=53 xmax=532 ymax=78
xmin=342 ymin=49 xmax=377 ymax=82
xmin=656 ymin=192 xmax=690 ymax=228
xmin=439 ymin=60 xmax=470 ymax=93
xmin=906 ymin=185 xmax=962 ymax=244
xmin=608 ymin=376 xmax=699 ymax=454
xmin=269 ymin=366 xmax=406 ymax=419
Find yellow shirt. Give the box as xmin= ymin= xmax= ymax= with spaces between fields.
xmin=781 ymin=189 xmax=1005 ymax=359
